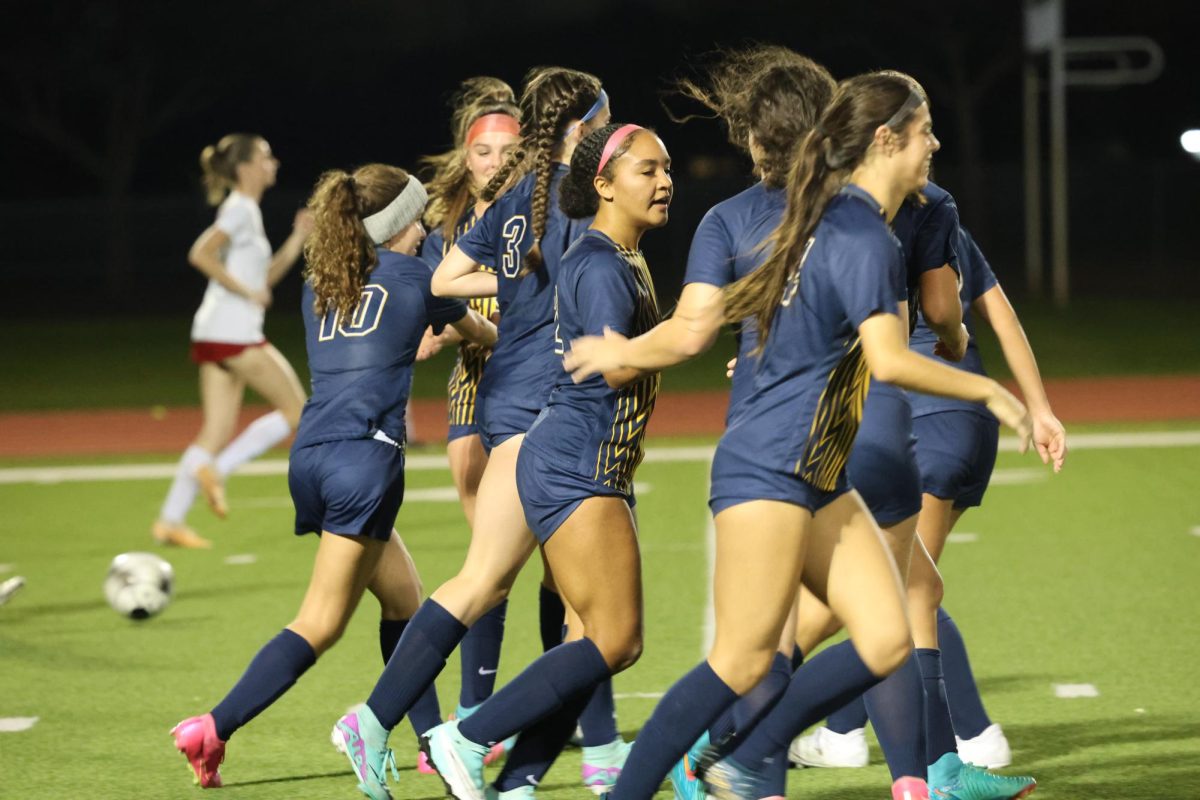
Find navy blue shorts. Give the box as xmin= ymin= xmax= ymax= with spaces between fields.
xmin=447 ymin=423 xmax=479 ymax=443
xmin=516 ymin=444 xmax=630 ymax=544
xmin=289 ymin=437 xmax=405 ymax=542
xmin=709 ymin=440 xmax=849 ymax=517
xmin=476 ymin=392 xmax=541 ymax=454
xmin=847 ymin=384 xmax=922 ymax=528
xmin=913 ymin=410 xmax=999 ymax=509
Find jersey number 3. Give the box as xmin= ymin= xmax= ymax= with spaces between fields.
xmin=500 ymin=215 xmax=527 ymax=279
xmin=318 ymin=284 xmax=389 ymax=340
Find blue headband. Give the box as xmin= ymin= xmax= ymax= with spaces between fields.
xmin=563 ymin=88 xmax=609 ymax=140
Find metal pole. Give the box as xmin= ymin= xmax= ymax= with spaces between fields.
xmin=1023 ymin=58 xmax=1044 ymax=297
xmin=1050 ymin=36 xmax=1070 ymax=306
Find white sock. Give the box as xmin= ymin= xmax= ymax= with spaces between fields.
xmin=160 ymin=445 xmax=213 ymax=523
xmin=215 ymin=410 xmax=291 ymax=477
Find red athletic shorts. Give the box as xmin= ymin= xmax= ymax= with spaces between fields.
xmin=190 ymin=340 xmax=268 ymax=364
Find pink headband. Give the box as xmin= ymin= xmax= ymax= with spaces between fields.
xmin=466 ymin=113 xmax=520 ymax=146
xmin=596 ymin=124 xmax=644 ymax=176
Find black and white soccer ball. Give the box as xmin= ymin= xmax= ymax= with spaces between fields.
xmin=104 ymin=552 xmax=174 ymax=620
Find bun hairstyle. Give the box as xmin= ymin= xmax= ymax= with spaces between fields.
xmin=724 ymin=71 xmax=928 ymax=347
xmin=478 ymin=66 xmax=604 ymax=273
xmin=672 ymin=45 xmax=835 ymax=188
xmin=559 ymin=123 xmax=642 ymax=219
xmin=199 ymin=133 xmax=262 ymax=206
xmin=303 ymin=163 xmax=413 ymax=320
xmin=421 ymin=76 xmax=520 ymax=241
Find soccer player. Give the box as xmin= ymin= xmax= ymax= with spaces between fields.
xmin=333 ymin=69 xmax=631 ymax=800
xmin=169 ymin=163 xmax=496 ymax=790
xmin=417 ymin=76 xmax=524 ymax=746
xmin=152 ymin=134 xmax=310 ymax=548
xmin=596 ymin=72 xmax=1032 ymax=800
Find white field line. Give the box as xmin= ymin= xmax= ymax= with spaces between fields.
xmin=1054 ymin=683 xmax=1100 ymax=698
xmin=947 ymin=532 xmax=979 ymax=544
xmin=0 ymin=717 xmax=39 ymax=733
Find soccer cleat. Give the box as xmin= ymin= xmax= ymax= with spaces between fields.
xmin=669 ymin=732 xmax=710 ymax=800
xmin=788 ymin=726 xmax=869 ymax=768
xmin=0 ymin=575 xmax=26 ymax=606
xmin=333 ymin=719 xmax=431 ymax=777
xmin=152 ymin=519 xmax=212 ymax=549
xmin=932 ymin=762 xmax=1036 ymax=800
xmin=454 ymin=704 xmax=513 ymax=765
xmin=422 ymin=720 xmax=490 ymax=800
xmin=194 ymin=464 xmax=228 ymax=519
xmin=893 ymin=776 xmax=931 ymax=800
xmin=956 ymin=724 xmax=1013 ymax=769
xmin=170 ymin=713 xmax=226 ymax=789
xmin=335 ymin=704 xmax=399 ymax=800
xmin=697 ymin=756 xmax=767 ymax=800
xmin=484 ymin=785 xmax=537 ymax=800
xmin=581 ymin=737 xmax=632 ymax=795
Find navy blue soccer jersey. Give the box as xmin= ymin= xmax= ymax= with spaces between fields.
xmin=891 ymin=180 xmax=960 ymax=331
xmin=683 ymin=181 xmax=786 ymax=423
xmin=523 ymin=230 xmax=662 ymax=496
xmin=454 ymin=165 xmax=592 ymax=419
xmin=717 ymin=186 xmax=904 ymax=493
xmin=909 ymin=225 xmax=999 ymax=419
xmin=292 ymin=249 xmax=467 ymax=450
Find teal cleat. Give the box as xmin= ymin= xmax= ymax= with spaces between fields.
xmin=581 ymin=737 xmax=632 ymax=795
xmin=698 ymin=756 xmax=767 ymax=800
xmin=422 ymin=720 xmax=490 ymax=800
xmin=334 ymin=704 xmax=399 ymax=800
xmin=669 ymin=732 xmax=710 ymax=800
xmin=932 ymin=762 xmax=1036 ymax=800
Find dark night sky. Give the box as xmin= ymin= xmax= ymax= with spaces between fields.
xmin=2 ymin=0 xmax=1197 ymax=201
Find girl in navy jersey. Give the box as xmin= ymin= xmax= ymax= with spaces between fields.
xmin=334 ymin=68 xmax=631 ymax=800
xmin=416 ymin=76 xmax=524 ymax=747
xmin=418 ymin=121 xmax=671 ymax=800
xmin=170 ymin=163 xmax=496 ymax=791
xmin=152 ymin=133 xmax=310 ymax=548
xmin=603 ymin=72 xmax=1033 ymax=800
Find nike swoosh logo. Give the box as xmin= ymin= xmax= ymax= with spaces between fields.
xmin=478 ymin=667 xmax=498 ymax=675
xmin=525 ymin=775 xmax=540 ymax=786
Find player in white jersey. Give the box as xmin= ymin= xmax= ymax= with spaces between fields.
xmin=152 ymin=133 xmax=311 ymax=548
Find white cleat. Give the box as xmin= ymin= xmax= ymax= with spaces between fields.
xmin=956 ymin=723 xmax=1012 ymax=769
xmin=0 ymin=576 xmax=26 ymax=606
xmin=788 ymin=726 xmax=869 ymax=769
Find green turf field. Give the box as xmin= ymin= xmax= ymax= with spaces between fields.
xmin=8 ymin=297 xmax=1200 ymax=411
xmin=2 ymin=429 xmax=1198 ymax=798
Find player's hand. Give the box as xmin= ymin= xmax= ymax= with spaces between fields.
xmin=564 ymin=327 xmax=629 ymax=383
xmin=986 ymin=381 xmax=1031 ymax=453
xmin=249 ymin=288 xmax=273 ymax=309
xmin=416 ymin=326 xmax=443 ymax=361
xmin=933 ymin=323 xmax=969 ymax=362
xmin=293 ymin=209 xmax=315 ymax=238
xmin=1033 ymin=410 xmax=1067 ymax=472
xmin=726 ymin=357 xmax=737 ymax=379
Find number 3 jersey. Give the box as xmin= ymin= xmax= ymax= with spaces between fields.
xmin=292 ymin=248 xmax=467 ymax=451
xmin=523 ymin=230 xmax=662 ymax=496
xmin=455 ymin=164 xmax=592 ymax=422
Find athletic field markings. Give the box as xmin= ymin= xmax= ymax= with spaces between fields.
xmin=614 ymin=692 xmax=666 ymax=700
xmin=988 ymin=468 xmax=1047 ymax=486
xmin=947 ymin=532 xmax=979 ymax=544
xmin=1190 ymin=526 xmax=1200 ymax=537
xmin=223 ymin=554 xmax=258 ymax=566
xmin=1054 ymin=683 xmax=1100 ymax=698
xmin=0 ymin=563 xmax=12 ymax=574
xmin=0 ymin=717 xmax=38 ymax=733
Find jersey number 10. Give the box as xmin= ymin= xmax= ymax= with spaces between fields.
xmin=318 ymin=284 xmax=389 ymax=340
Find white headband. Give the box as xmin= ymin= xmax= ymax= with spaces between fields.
xmin=362 ymin=177 xmax=428 ymax=244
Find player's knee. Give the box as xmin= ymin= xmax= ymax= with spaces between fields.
xmin=908 ymin=567 xmax=944 ymax=613
xmin=709 ymin=646 xmax=774 ymax=695
xmin=591 ymin=622 xmax=643 ymax=673
xmin=290 ymin=617 xmax=346 ymax=657
xmin=856 ymin=629 xmax=912 ymax=677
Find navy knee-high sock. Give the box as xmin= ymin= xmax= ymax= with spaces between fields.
xmin=730 ymin=640 xmax=882 ymax=768
xmin=459 ymin=599 xmax=507 ymax=708
xmin=579 ymin=677 xmax=619 ymax=746
xmin=937 ymin=608 xmax=992 ymax=739
xmin=827 ymin=694 xmax=869 ymax=734
xmin=708 ymin=652 xmax=791 ymax=745
xmin=862 ymin=651 xmax=926 ymax=780
xmin=211 ymin=628 xmax=316 ymax=741
xmin=608 ymin=661 xmax=738 ymax=800
xmin=380 ymin=619 xmax=442 ymax=735
xmin=916 ymin=648 xmax=958 ymax=766
xmin=367 ymin=600 xmax=467 ymax=731
xmin=458 ymin=638 xmax=611 ymax=747
xmin=494 ymin=687 xmax=594 ymax=791
xmin=791 ymin=645 xmax=805 ymax=671
xmin=538 ymin=585 xmax=565 ymax=651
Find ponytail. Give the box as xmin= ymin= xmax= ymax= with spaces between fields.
xmin=199 ymin=133 xmax=261 ymax=206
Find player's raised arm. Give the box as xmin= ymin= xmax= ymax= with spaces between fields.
xmin=431 ymin=244 xmax=499 ymax=298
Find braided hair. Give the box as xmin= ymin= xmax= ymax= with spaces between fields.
xmin=559 ymin=123 xmax=642 ymax=219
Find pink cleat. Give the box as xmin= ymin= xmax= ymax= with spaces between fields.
xmin=418 ymin=749 xmax=437 ymax=774
xmin=484 ymin=741 xmax=507 ymax=766
xmin=171 ymin=713 xmax=226 ymax=788
xmin=893 ymin=776 xmax=930 ymax=800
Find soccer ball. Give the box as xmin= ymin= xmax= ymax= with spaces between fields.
xmin=104 ymin=552 xmax=174 ymax=620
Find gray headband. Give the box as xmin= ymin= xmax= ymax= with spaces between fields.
xmin=362 ymin=177 xmax=428 ymax=244
xmin=884 ymin=89 xmax=926 ymax=130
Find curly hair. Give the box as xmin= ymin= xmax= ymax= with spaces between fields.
xmin=199 ymin=133 xmax=262 ymax=206
xmin=559 ymin=123 xmax=642 ymax=219
xmin=421 ymin=77 xmax=520 ymax=242
xmin=671 ymin=45 xmax=835 ymax=187
xmin=724 ymin=72 xmax=927 ymax=348
xmin=478 ymin=66 xmax=603 ymax=273
xmin=303 ymin=163 xmax=412 ymax=320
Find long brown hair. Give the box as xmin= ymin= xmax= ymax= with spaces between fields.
xmin=199 ymin=133 xmax=262 ymax=206
xmin=478 ymin=66 xmax=603 ymax=272
xmin=421 ymin=77 xmax=520 ymax=242
xmin=672 ymin=46 xmax=835 ymax=187
xmin=724 ymin=72 xmax=926 ymax=348
xmin=303 ymin=163 xmax=412 ymax=320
